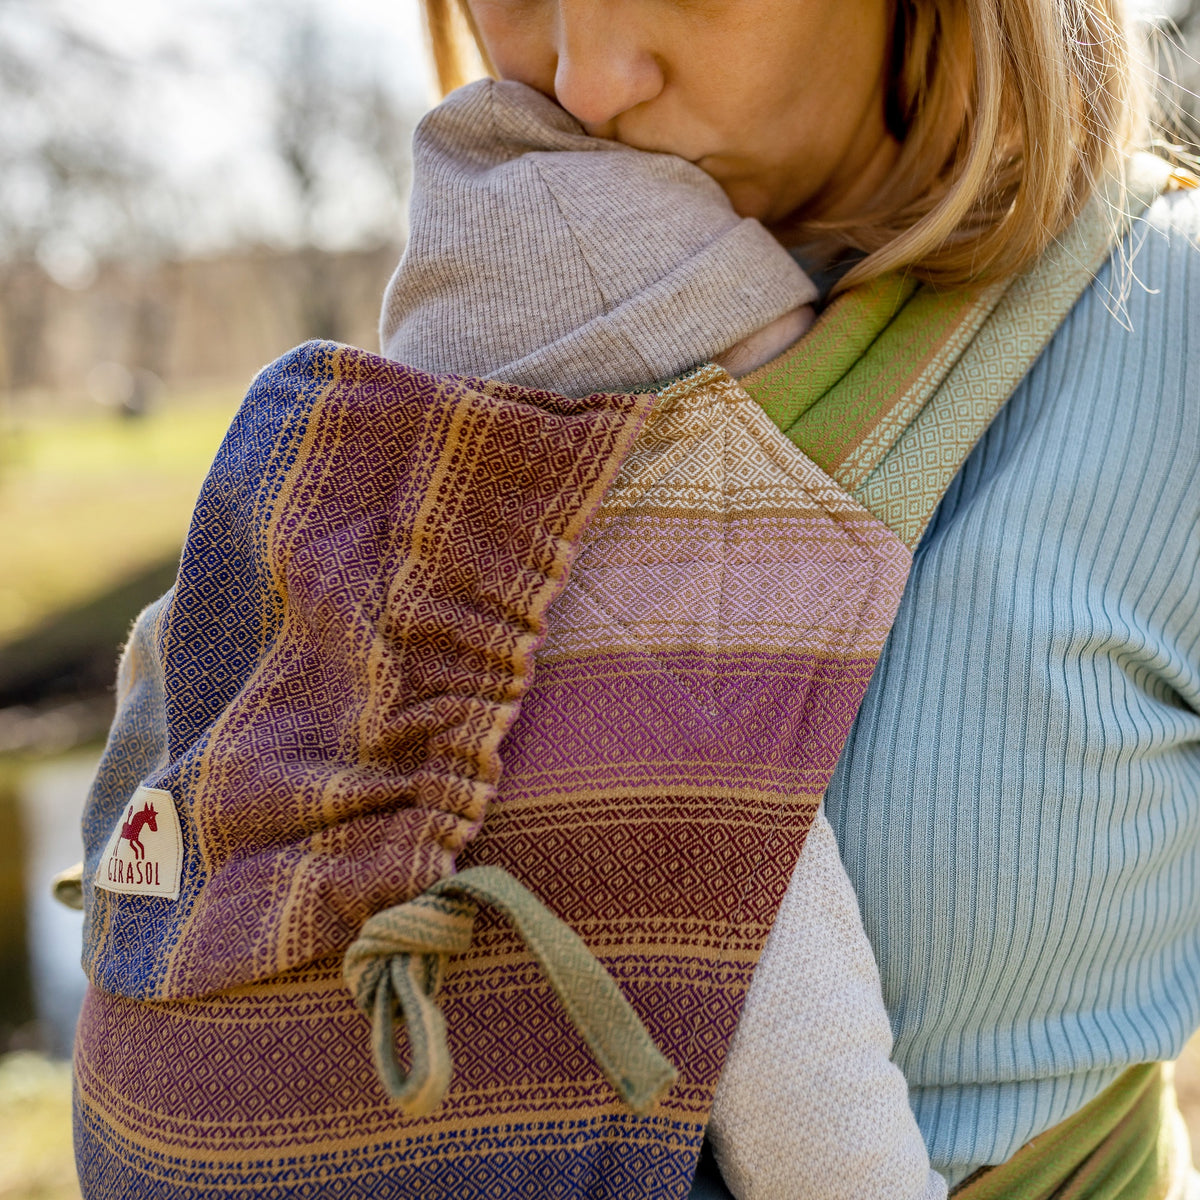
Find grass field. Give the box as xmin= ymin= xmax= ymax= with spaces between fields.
xmin=0 ymin=388 xmax=240 ymax=1198
xmin=0 ymin=386 xmax=244 ymax=646
xmin=0 ymin=1054 xmax=79 ymax=1200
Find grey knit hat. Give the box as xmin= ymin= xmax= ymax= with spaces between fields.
xmin=380 ymin=79 xmax=816 ymax=396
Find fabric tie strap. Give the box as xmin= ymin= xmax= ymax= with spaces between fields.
xmin=52 ymin=862 xmax=84 ymax=910
xmin=343 ymin=865 xmax=678 ymax=1118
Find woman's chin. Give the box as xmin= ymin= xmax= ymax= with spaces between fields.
xmin=700 ymin=165 xmax=810 ymax=226
xmin=689 ymin=159 xmax=771 ymax=220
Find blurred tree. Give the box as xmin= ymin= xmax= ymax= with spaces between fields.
xmin=1161 ymin=0 xmax=1200 ymax=142
xmin=0 ymin=0 xmax=173 ymax=394
xmin=0 ymin=0 xmax=419 ymax=395
xmin=250 ymin=2 xmax=415 ymax=340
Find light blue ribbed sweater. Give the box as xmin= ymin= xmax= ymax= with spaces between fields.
xmin=823 ymin=186 xmax=1200 ymax=1184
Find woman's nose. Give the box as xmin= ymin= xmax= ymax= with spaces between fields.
xmin=552 ymin=2 xmax=664 ymax=130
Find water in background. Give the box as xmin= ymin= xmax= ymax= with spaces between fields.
xmin=18 ymin=754 xmax=93 ymax=1058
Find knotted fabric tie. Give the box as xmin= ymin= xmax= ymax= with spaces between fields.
xmin=343 ymin=865 xmax=678 ymax=1118
xmin=51 ymin=862 xmax=84 ymax=910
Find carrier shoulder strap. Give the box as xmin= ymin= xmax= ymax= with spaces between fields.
xmin=742 ymin=153 xmax=1183 ymax=549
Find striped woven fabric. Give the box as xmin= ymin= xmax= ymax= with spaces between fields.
xmin=73 ymin=159 xmax=1172 ymax=1199
xmin=79 ymin=344 xmax=651 ymax=1004
xmin=74 ymin=350 xmax=911 ymax=1196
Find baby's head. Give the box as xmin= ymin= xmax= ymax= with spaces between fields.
xmin=381 ymin=80 xmax=816 ymax=396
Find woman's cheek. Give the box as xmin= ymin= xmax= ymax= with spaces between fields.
xmin=465 ymin=0 xmax=557 ymax=90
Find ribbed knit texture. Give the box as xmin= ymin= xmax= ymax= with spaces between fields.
xmin=823 ymin=187 xmax=1200 ymax=1185
xmin=379 ymin=80 xmax=815 ymax=396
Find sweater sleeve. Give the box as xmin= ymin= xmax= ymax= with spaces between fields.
xmin=707 ymin=807 xmax=948 ymax=1200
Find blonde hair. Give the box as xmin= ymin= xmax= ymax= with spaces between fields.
xmin=420 ymin=0 xmax=1166 ymax=291
xmin=421 ymin=0 xmax=490 ymax=97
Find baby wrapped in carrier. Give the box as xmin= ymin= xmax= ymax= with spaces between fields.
xmin=381 ymin=78 xmax=947 ymax=1200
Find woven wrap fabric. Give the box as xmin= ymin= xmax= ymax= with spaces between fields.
xmin=949 ymin=1064 xmax=1195 ymax=1200
xmin=78 ymin=343 xmax=649 ymax=1004
xmin=73 ymin=354 xmax=911 ymax=1198
xmin=342 ymin=865 xmax=679 ymax=1117
xmin=744 ymin=152 xmax=1183 ymax=548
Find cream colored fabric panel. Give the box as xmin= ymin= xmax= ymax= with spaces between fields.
xmin=540 ymin=367 xmax=908 ymax=664
xmin=709 ymin=808 xmax=947 ymax=1200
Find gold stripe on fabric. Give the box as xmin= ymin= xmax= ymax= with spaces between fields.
xmin=533 ymin=634 xmax=895 ymax=664
xmin=475 ymin=781 xmax=822 ymax=810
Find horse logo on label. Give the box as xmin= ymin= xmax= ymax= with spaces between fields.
xmin=119 ymin=800 xmax=158 ymax=860
xmin=95 ymin=784 xmax=183 ymax=900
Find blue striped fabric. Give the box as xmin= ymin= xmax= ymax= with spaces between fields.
xmin=824 ymin=187 xmax=1200 ymax=1185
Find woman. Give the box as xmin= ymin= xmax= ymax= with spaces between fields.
xmin=71 ymin=0 xmax=1198 ymax=1196
xmin=428 ymin=0 xmax=1200 ymax=1189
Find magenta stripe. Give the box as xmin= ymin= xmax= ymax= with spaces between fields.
xmin=499 ymin=651 xmax=881 ymax=796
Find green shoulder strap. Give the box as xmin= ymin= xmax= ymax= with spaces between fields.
xmin=742 ymin=154 xmax=1183 ymax=549
xmin=948 ymin=1062 xmax=1193 ymax=1200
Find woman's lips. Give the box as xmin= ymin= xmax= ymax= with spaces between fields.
xmin=588 ymin=122 xmax=719 ymax=167
xmin=593 ymin=130 xmax=760 ymax=191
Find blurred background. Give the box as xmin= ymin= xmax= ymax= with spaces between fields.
xmin=0 ymin=0 xmax=1197 ymax=1195
xmin=0 ymin=0 xmax=430 ymax=1192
